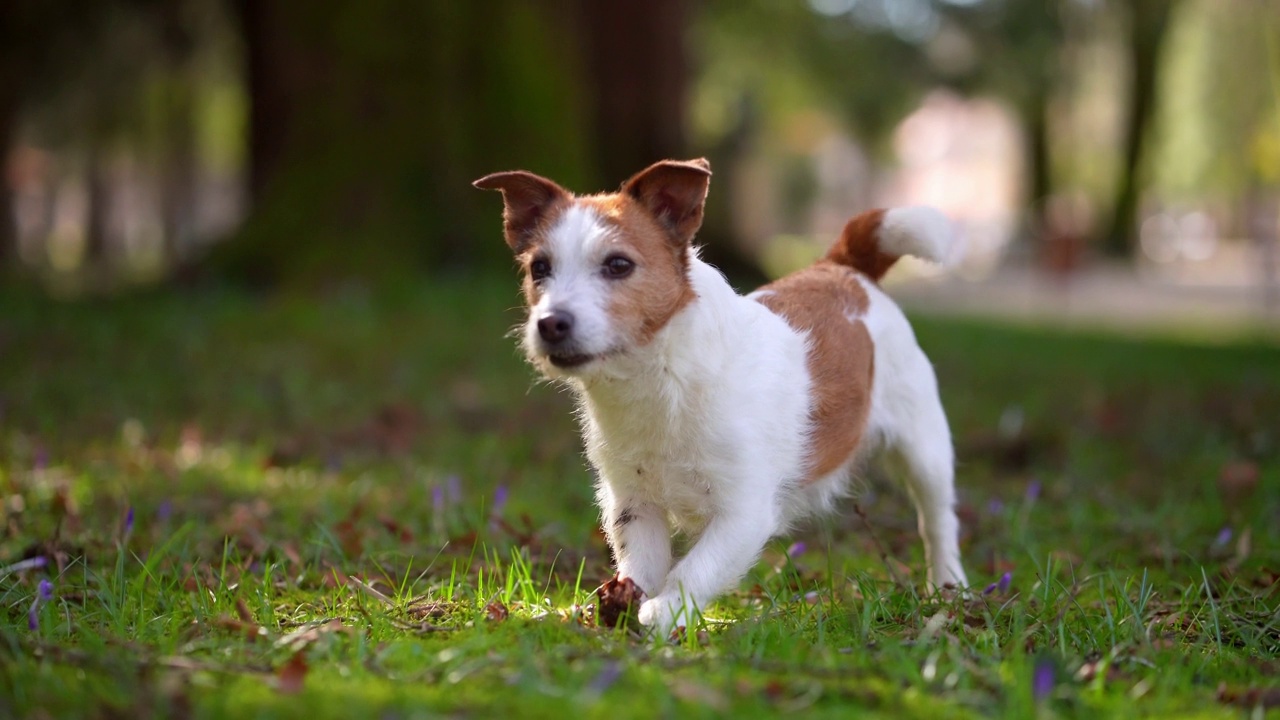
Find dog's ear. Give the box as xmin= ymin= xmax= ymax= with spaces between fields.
xmin=622 ymin=158 xmax=712 ymax=246
xmin=473 ymin=171 xmax=571 ymax=253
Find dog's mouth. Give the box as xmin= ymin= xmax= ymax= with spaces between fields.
xmin=547 ymin=352 xmax=596 ymax=369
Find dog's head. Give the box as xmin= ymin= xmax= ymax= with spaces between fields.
xmin=474 ymin=159 xmax=711 ymax=378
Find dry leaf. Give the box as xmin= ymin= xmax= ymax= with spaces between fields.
xmin=485 ymin=601 xmax=509 ymax=622
xmin=276 ymin=651 xmax=308 ymax=694
xmin=595 ymin=575 xmax=645 ymax=629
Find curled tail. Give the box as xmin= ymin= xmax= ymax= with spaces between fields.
xmin=825 ymin=207 xmax=957 ymax=281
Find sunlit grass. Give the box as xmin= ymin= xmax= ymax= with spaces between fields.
xmin=0 ymin=280 xmax=1276 ymax=717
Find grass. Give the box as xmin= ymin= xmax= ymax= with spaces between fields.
xmin=1 ymin=276 xmax=1277 ymax=718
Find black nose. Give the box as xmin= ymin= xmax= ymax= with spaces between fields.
xmin=537 ymin=310 xmax=574 ymax=344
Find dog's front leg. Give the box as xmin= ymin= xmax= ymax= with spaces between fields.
xmin=639 ymin=491 xmax=779 ymax=634
xmin=603 ymin=499 xmax=672 ymax=599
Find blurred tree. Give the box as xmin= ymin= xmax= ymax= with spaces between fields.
xmin=0 ymin=1 xmax=108 ymax=274
xmin=573 ymin=0 xmax=767 ymax=285
xmin=574 ymin=1 xmax=690 ymax=188
xmin=216 ymin=0 xmax=592 ymax=285
xmin=1103 ymin=0 xmax=1179 ymax=256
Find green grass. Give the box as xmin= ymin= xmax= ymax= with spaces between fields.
xmin=1 ymin=277 xmax=1277 ymax=718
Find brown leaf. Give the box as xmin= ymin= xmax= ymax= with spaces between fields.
xmin=214 ymin=615 xmax=265 ymax=642
xmin=1216 ymin=683 xmax=1280 ymax=709
xmin=485 ymin=601 xmax=509 ymax=622
xmin=235 ymin=597 xmax=255 ymax=624
xmin=1218 ymin=461 xmax=1260 ymax=507
xmin=378 ymin=516 xmax=414 ymax=544
xmin=595 ymin=575 xmax=645 ymax=629
xmin=276 ymin=651 xmax=309 ymax=694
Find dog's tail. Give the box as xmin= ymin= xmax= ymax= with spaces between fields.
xmin=825 ymin=207 xmax=958 ymax=281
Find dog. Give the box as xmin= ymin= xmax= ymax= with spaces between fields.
xmin=474 ymin=158 xmax=968 ymax=634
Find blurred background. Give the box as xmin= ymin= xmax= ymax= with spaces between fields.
xmin=2 ymin=0 xmax=1279 ymax=332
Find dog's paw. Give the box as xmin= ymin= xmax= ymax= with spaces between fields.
xmin=638 ymin=595 xmax=694 ymax=638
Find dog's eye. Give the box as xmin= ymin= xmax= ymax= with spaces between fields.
xmin=602 ymin=255 xmax=635 ymax=279
xmin=530 ymin=258 xmax=552 ymax=282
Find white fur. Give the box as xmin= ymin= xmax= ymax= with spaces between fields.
xmin=529 ymin=207 xmax=968 ymax=636
xmin=524 ymin=206 xmax=619 ymax=372
xmin=879 ymin=207 xmax=960 ymax=266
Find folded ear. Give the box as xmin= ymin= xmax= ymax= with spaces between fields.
xmin=621 ymin=158 xmax=712 ymax=246
xmin=473 ymin=171 xmax=571 ymax=253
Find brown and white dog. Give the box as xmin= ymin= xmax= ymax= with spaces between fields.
xmin=475 ymin=159 xmax=967 ymax=634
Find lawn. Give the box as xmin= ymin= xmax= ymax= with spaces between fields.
xmin=1 ymin=276 xmax=1277 ymax=718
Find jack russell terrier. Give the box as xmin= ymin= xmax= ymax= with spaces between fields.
xmin=475 ymin=158 xmax=968 ymax=634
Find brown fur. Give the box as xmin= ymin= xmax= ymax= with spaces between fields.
xmin=826 ymin=209 xmax=900 ymax=281
xmin=584 ymin=195 xmax=696 ymax=343
xmin=512 ymin=192 xmax=696 ymax=346
xmin=754 ymin=261 xmax=874 ymax=483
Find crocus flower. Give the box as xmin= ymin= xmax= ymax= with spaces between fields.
xmin=1213 ymin=527 xmax=1232 ymax=548
xmin=983 ymin=572 xmax=1012 ymax=595
xmin=1 ymin=556 xmax=47 ymax=576
xmin=587 ymin=661 xmax=622 ymax=695
xmin=28 ymin=579 xmax=53 ymax=631
xmin=491 ymin=485 xmax=509 ymax=517
xmin=124 ymin=507 xmax=135 ymax=535
xmin=787 ymin=542 xmax=807 ymax=559
xmin=1025 ymin=479 xmax=1041 ymax=503
xmin=1032 ymin=656 xmax=1055 ymax=702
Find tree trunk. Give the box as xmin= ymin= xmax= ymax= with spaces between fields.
xmin=572 ymin=0 xmax=766 ymax=286
xmin=0 ymin=93 xmax=16 ymax=276
xmin=217 ymin=0 xmax=591 ymax=285
xmin=84 ymin=145 xmax=110 ymax=269
xmin=1103 ymin=0 xmax=1176 ymax=258
xmin=574 ymin=0 xmax=690 ymax=187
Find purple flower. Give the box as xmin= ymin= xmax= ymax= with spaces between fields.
xmin=983 ymin=572 xmax=1012 ymax=595
xmin=787 ymin=542 xmax=807 ymax=559
xmin=491 ymin=485 xmax=509 ymax=516
xmin=431 ymin=485 xmax=444 ymax=509
xmin=157 ymin=500 xmax=174 ymax=522
xmin=1 ymin=556 xmax=47 ymax=575
xmin=28 ymin=579 xmax=53 ymax=631
xmin=124 ymin=507 xmax=135 ymax=535
xmin=446 ymin=475 xmax=462 ymax=505
xmin=1032 ymin=657 xmax=1055 ymax=702
xmin=586 ymin=661 xmax=622 ymax=695
xmin=1213 ymin=526 xmax=1232 ymax=548
xmin=986 ymin=498 xmax=1005 ymax=515
xmin=1025 ymin=479 xmax=1041 ymax=503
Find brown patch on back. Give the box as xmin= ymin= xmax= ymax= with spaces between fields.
xmin=585 ymin=194 xmax=696 ymax=343
xmin=826 ymin=209 xmax=899 ymax=281
xmin=754 ymin=261 xmax=875 ymax=483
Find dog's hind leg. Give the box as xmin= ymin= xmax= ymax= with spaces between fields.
xmin=881 ymin=366 xmax=968 ymax=590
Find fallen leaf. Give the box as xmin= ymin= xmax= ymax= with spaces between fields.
xmin=235 ymin=597 xmax=254 ymax=624
xmin=1216 ymin=683 xmax=1280 ymax=709
xmin=1218 ymin=461 xmax=1259 ymax=508
xmin=485 ymin=601 xmax=509 ymax=622
xmin=276 ymin=651 xmax=308 ymax=694
xmin=595 ymin=575 xmax=645 ymax=630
